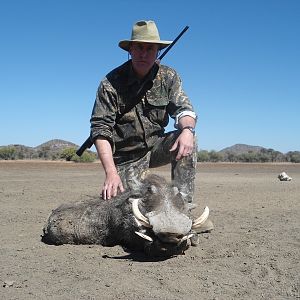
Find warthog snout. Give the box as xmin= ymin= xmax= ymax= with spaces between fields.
xmin=156 ymin=232 xmax=185 ymax=244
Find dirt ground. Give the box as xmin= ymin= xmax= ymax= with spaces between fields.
xmin=0 ymin=161 xmax=299 ymax=300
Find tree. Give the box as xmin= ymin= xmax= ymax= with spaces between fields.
xmin=224 ymin=151 xmax=237 ymax=162
xmin=60 ymin=147 xmax=77 ymax=161
xmin=0 ymin=146 xmax=16 ymax=160
xmin=286 ymin=151 xmax=300 ymax=163
xmin=209 ymin=150 xmax=223 ymax=162
xmin=60 ymin=147 xmax=97 ymax=163
xmin=38 ymin=146 xmax=51 ymax=159
xmin=197 ymin=150 xmax=210 ymax=162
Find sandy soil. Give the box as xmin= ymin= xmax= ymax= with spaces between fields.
xmin=0 ymin=161 xmax=299 ymax=300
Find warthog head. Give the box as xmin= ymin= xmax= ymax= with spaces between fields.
xmin=129 ymin=175 xmax=209 ymax=256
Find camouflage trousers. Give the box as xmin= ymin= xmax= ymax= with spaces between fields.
xmin=116 ymin=131 xmax=197 ymax=203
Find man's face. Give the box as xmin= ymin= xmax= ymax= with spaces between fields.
xmin=129 ymin=42 xmax=159 ymax=79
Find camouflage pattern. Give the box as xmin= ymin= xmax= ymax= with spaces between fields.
xmin=90 ymin=60 xmax=195 ymax=156
xmin=117 ymin=132 xmax=198 ymax=203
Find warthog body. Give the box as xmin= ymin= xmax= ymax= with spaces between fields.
xmin=42 ymin=174 xmax=209 ymax=257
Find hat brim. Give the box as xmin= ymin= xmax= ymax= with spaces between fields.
xmin=119 ymin=39 xmax=172 ymax=51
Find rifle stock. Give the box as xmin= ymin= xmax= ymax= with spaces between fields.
xmin=76 ymin=136 xmax=93 ymax=156
xmin=76 ymin=25 xmax=189 ymax=156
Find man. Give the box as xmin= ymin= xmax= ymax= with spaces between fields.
xmin=90 ymin=20 xmax=197 ymax=201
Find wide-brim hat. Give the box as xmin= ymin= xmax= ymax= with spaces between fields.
xmin=119 ymin=20 xmax=172 ymax=51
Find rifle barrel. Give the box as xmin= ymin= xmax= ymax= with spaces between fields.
xmin=158 ymin=25 xmax=189 ymax=61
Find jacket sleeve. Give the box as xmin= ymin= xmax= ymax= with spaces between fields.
xmin=90 ymin=78 xmax=117 ymax=147
xmin=165 ymin=68 xmax=197 ymax=122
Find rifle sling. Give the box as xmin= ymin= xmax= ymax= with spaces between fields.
xmin=116 ymin=63 xmax=159 ymax=120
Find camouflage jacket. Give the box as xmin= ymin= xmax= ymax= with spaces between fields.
xmin=90 ymin=60 xmax=195 ymax=158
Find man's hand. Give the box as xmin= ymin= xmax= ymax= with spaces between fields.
xmin=102 ymin=172 xmax=125 ymax=200
xmin=94 ymin=138 xmax=125 ymax=200
xmin=170 ymin=129 xmax=194 ymax=160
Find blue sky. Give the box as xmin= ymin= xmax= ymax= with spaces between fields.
xmin=1 ymin=0 xmax=299 ymax=153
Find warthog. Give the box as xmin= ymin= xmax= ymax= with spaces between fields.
xmin=42 ymin=174 xmax=209 ymax=257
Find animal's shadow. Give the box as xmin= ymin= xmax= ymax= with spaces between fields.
xmin=101 ymin=250 xmax=185 ymax=262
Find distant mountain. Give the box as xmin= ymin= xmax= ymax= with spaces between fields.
xmin=35 ymin=139 xmax=78 ymax=151
xmin=0 ymin=139 xmax=85 ymax=160
xmin=196 ymin=143 xmax=300 ymax=162
xmin=219 ymin=144 xmax=266 ymax=155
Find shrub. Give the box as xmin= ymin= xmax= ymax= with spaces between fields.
xmin=0 ymin=146 xmax=16 ymax=160
xmin=60 ymin=147 xmax=97 ymax=163
xmin=286 ymin=151 xmax=300 ymax=163
xmin=60 ymin=147 xmax=77 ymax=161
xmin=197 ymin=150 xmax=210 ymax=162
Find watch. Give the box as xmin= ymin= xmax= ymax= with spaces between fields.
xmin=181 ymin=126 xmax=195 ymax=135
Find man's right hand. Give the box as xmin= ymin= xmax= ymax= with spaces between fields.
xmin=94 ymin=138 xmax=125 ymax=200
xmin=102 ymin=172 xmax=125 ymax=200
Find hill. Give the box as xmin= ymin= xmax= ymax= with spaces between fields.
xmin=219 ymin=144 xmax=265 ymax=155
xmin=0 ymin=139 xmax=94 ymax=160
xmin=35 ymin=139 xmax=78 ymax=151
xmin=199 ymin=144 xmax=300 ymax=163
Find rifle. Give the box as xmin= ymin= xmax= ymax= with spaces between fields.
xmin=76 ymin=25 xmax=189 ymax=157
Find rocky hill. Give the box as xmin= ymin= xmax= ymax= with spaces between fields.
xmin=219 ymin=144 xmax=265 ymax=155
xmin=0 ymin=139 xmax=90 ymax=160
xmin=35 ymin=139 xmax=78 ymax=151
xmin=200 ymin=144 xmax=300 ymax=163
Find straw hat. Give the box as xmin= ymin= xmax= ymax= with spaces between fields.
xmin=119 ymin=20 xmax=172 ymax=51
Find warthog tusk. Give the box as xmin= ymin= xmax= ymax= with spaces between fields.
xmin=178 ymin=233 xmax=194 ymax=245
xmin=192 ymin=206 xmax=209 ymax=228
xmin=134 ymin=217 xmax=144 ymax=227
xmin=135 ymin=231 xmax=153 ymax=242
xmin=132 ymin=198 xmax=152 ymax=228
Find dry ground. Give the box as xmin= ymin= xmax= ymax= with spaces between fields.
xmin=0 ymin=161 xmax=299 ymax=300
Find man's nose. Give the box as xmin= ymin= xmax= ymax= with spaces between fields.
xmin=139 ymin=49 xmax=148 ymax=58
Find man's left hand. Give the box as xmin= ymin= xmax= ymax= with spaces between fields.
xmin=169 ymin=129 xmax=194 ymax=160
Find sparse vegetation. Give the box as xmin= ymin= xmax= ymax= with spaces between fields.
xmin=286 ymin=151 xmax=300 ymax=163
xmin=197 ymin=147 xmax=298 ymax=163
xmin=0 ymin=146 xmax=16 ymax=160
xmin=60 ymin=147 xmax=97 ymax=163
xmin=0 ymin=140 xmax=299 ymax=163
xmin=0 ymin=140 xmax=97 ymax=162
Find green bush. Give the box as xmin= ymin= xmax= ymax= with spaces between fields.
xmin=197 ymin=150 xmax=210 ymax=162
xmin=209 ymin=150 xmax=223 ymax=162
xmin=286 ymin=151 xmax=300 ymax=163
xmin=60 ymin=147 xmax=77 ymax=161
xmin=0 ymin=146 xmax=16 ymax=160
xmin=60 ymin=147 xmax=96 ymax=163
